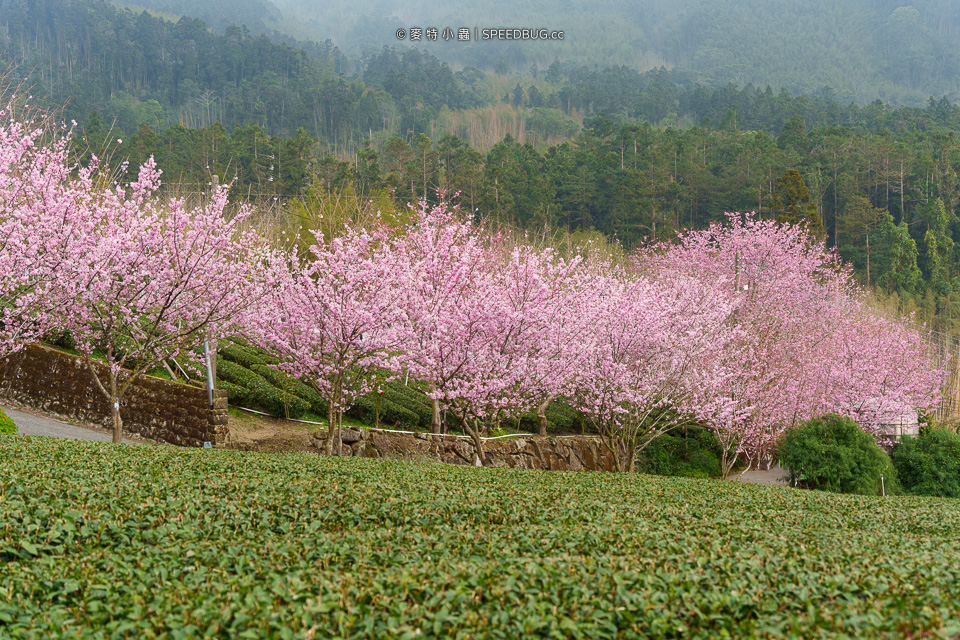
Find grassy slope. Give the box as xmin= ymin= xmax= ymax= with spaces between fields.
xmin=2 ymin=436 xmax=960 ymax=638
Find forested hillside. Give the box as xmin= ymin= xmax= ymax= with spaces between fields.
xmin=5 ymin=0 xmax=960 ymax=144
xmin=122 ymin=0 xmax=960 ymax=105
xmin=0 ymin=0 xmax=495 ymax=143
xmin=4 ymin=0 xmax=960 ymax=335
xmin=94 ymin=99 xmax=960 ymax=340
xmin=0 ymin=0 xmax=352 ymax=137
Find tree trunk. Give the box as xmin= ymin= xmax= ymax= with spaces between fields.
xmin=337 ymin=411 xmax=343 ymax=456
xmin=161 ymin=359 xmax=179 ymax=382
xmin=83 ymin=351 xmax=124 ymax=443
xmin=431 ymin=397 xmax=441 ymax=435
xmin=599 ymin=430 xmax=624 ymax=472
xmin=109 ymin=369 xmax=122 ymax=443
xmin=110 ymin=402 xmax=122 ymax=443
xmin=465 ymin=418 xmax=486 ymax=466
xmin=325 ymin=402 xmax=337 ymax=456
xmin=536 ymin=396 xmax=554 ymax=437
xmin=614 ymin=438 xmax=627 ymax=473
xmin=626 ymin=444 xmax=637 ymax=474
xmin=720 ymin=448 xmax=738 ymax=480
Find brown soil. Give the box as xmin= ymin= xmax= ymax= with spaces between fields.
xmin=225 ymin=408 xmax=331 ymax=453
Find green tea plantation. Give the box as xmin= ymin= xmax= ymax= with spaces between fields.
xmin=2 ymin=435 xmax=960 ymax=639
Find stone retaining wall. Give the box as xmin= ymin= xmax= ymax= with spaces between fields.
xmin=2 ymin=343 xmax=614 ymax=468
xmin=0 ymin=344 xmax=228 ymax=447
xmin=228 ymin=425 xmax=618 ymax=472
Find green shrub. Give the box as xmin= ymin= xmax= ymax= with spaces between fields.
xmin=635 ymin=425 xmax=722 ymax=479
xmin=350 ymin=394 xmax=421 ymax=429
xmin=379 ymin=382 xmax=433 ymax=425
xmin=217 ymin=380 xmax=253 ymax=407
xmin=219 ymin=342 xmax=268 ymax=368
xmin=217 ymin=360 xmax=310 ymax=419
xmin=250 ymin=364 xmax=329 ymax=415
xmin=778 ymin=414 xmax=895 ymax=495
xmin=0 ymin=409 xmax=16 ymax=434
xmin=511 ymin=399 xmax=588 ymax=434
xmin=891 ymin=429 xmax=960 ymax=498
xmin=383 ymin=381 xmax=434 ymax=409
xmin=44 ymin=331 xmax=76 ymax=351
xmin=246 ymin=345 xmax=279 ymax=365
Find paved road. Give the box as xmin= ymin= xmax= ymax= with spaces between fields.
xmin=736 ymin=465 xmax=790 ymax=486
xmin=2 ymin=404 xmax=137 ymax=443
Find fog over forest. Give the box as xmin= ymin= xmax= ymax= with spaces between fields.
xmin=119 ymin=0 xmax=960 ymax=104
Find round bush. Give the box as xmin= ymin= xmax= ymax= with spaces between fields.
xmin=778 ymin=414 xmax=895 ymax=495
xmin=891 ymin=429 xmax=960 ymax=498
xmin=0 ymin=409 xmax=17 ymax=434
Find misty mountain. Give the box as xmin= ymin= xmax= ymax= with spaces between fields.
xmin=118 ymin=0 xmax=960 ymax=105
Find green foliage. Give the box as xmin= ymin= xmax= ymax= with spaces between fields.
xmin=772 ymin=169 xmax=825 ymax=239
xmin=4 ymin=437 xmax=960 ymax=637
xmin=250 ymin=364 xmax=329 ymax=415
xmin=634 ymin=425 xmax=723 ymax=479
xmin=216 ymin=380 xmax=253 ymax=408
xmin=362 ymin=382 xmax=434 ymax=428
xmin=219 ymin=343 xmax=268 ymax=369
xmin=218 ymin=344 xmax=434 ymax=428
xmin=44 ymin=331 xmax=77 ymax=351
xmin=921 ymin=198 xmax=957 ymax=294
xmin=217 ymin=360 xmax=310 ymax=419
xmin=0 ymin=409 xmax=16 ymax=435
xmin=350 ymin=394 xmax=421 ymax=429
xmin=891 ymin=429 xmax=960 ymax=498
xmin=526 ymin=108 xmax=581 ymax=141
xmin=779 ymin=414 xmax=895 ymax=495
xmin=875 ymin=214 xmax=923 ymax=293
xmin=512 ymin=400 xmax=589 ymax=434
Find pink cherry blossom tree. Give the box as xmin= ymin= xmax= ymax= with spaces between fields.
xmin=389 ymin=201 xmax=506 ymax=462
xmin=572 ymin=267 xmax=738 ymax=473
xmin=436 ymin=244 xmax=590 ymax=456
xmin=248 ymin=222 xmax=407 ymax=455
xmin=825 ymin=306 xmax=944 ymax=437
xmin=56 ymin=159 xmax=268 ymax=442
xmin=0 ymin=100 xmax=100 ymax=356
xmin=642 ymin=212 xmax=944 ymax=476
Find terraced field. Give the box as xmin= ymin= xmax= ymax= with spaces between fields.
xmin=2 ymin=436 xmax=959 ymax=638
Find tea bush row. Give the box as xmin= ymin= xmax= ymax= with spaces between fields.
xmin=215 ymin=342 xmax=592 ymax=436
xmin=250 ymin=364 xmax=329 ymax=415
xmin=217 ymin=360 xmax=310 ymax=419
xmin=3 ymin=436 xmax=960 ymax=638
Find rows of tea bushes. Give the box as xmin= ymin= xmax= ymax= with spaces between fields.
xmin=3 ymin=435 xmax=960 ymax=638
xmin=216 ymin=339 xmax=584 ymax=433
